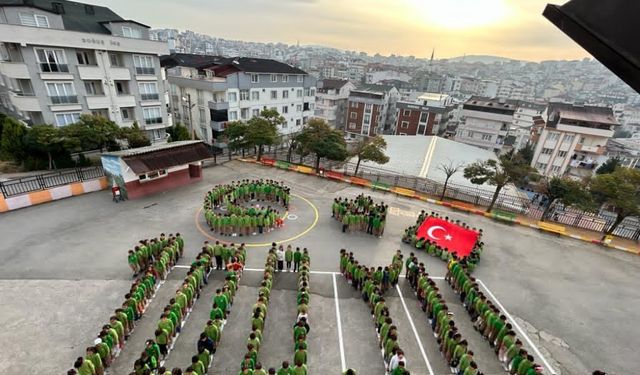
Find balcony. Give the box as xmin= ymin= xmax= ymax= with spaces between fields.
xmin=50 ymin=95 xmax=78 ymax=105
xmin=110 ymin=67 xmax=131 ymax=81
xmin=208 ymin=100 xmax=229 ymax=110
xmin=575 ymin=144 xmax=605 ymax=154
xmin=144 ymin=117 xmax=163 ymax=126
xmin=77 ymin=65 xmax=104 ymax=80
xmin=0 ymin=62 xmax=30 ymax=79
xmin=135 ymin=67 xmax=155 ymax=75
xmin=10 ymin=93 xmax=40 ymax=112
xmin=86 ymin=96 xmax=110 ymax=110
xmin=211 ymin=120 xmax=227 ymax=132
xmin=115 ymin=95 xmax=136 ymax=108
xmin=39 ymin=63 xmax=69 ymax=73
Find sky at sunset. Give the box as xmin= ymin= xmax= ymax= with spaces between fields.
xmin=85 ymin=0 xmax=589 ymax=62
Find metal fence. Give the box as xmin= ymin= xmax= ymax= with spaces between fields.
xmin=0 ymin=166 xmax=105 ymax=198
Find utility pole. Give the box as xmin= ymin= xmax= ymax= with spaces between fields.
xmin=183 ymin=93 xmax=196 ymax=140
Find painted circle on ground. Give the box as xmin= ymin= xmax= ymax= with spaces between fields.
xmin=195 ymin=193 xmax=319 ymax=247
xmin=287 ymin=214 xmax=298 ymax=220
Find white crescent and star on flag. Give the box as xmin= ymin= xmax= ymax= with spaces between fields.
xmin=426 ymin=225 xmax=453 ymax=241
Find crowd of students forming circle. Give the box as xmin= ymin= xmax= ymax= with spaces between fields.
xmin=332 ymin=194 xmax=389 ymax=237
xmin=402 ymin=211 xmax=484 ymax=271
xmin=204 ymin=180 xmax=290 ymax=237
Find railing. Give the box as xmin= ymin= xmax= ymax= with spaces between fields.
xmin=135 ymin=67 xmax=155 ymax=75
xmin=0 ymin=166 xmax=105 ymax=198
xmin=40 ymin=63 xmax=69 ymax=73
xmin=50 ymin=95 xmax=78 ymax=104
xmin=141 ymin=93 xmax=159 ymax=101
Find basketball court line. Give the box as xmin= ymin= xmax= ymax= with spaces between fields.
xmin=395 ymin=284 xmax=435 ymax=375
xmin=332 ymin=273 xmax=347 ymax=372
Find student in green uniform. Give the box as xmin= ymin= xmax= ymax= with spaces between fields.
xmin=293 ymin=248 xmax=302 ymax=272
xmin=74 ymin=357 xmax=95 ymax=375
xmin=285 ymin=245 xmax=293 ymax=271
xmin=292 ymin=359 xmax=307 ymax=375
xmin=85 ymin=347 xmax=103 ymax=375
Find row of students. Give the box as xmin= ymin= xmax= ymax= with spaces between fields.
xmin=290 ymin=255 xmax=311 ymax=374
xmin=206 ymin=179 xmax=290 ymax=209
xmin=402 ymin=212 xmax=483 ymax=270
xmin=131 ymin=248 xmax=213 ymax=375
xmin=128 ymin=234 xmax=184 ymax=277
xmin=68 ymin=236 xmax=185 ymax=375
xmin=339 ymin=250 xmax=410 ymax=375
xmin=410 ymin=262 xmax=482 ymax=375
xmin=205 ymin=209 xmax=284 ymax=237
xmin=332 ymin=196 xmax=388 ymax=237
xmin=447 ymin=258 xmax=544 ymax=375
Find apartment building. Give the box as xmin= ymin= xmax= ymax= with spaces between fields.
xmin=531 ymin=103 xmax=618 ymax=178
xmin=162 ymin=53 xmax=317 ymax=144
xmin=345 ymin=86 xmax=399 ymax=139
xmin=0 ymin=0 xmax=170 ymax=142
xmin=314 ymin=78 xmax=356 ymax=130
xmin=455 ymin=97 xmax=517 ymax=153
xmin=394 ymin=93 xmax=453 ymax=136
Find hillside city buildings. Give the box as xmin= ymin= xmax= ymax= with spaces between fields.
xmin=0 ymin=0 xmax=171 ymax=142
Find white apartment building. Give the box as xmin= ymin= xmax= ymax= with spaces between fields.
xmin=0 ymin=0 xmax=171 ymax=142
xmin=314 ymin=78 xmax=356 ymax=130
xmin=162 ymin=54 xmax=317 ymax=144
xmin=455 ymin=97 xmax=516 ymax=153
xmin=511 ymin=101 xmax=547 ymax=149
xmin=531 ymin=103 xmax=618 ymax=178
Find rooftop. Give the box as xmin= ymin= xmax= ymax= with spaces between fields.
xmin=465 ymin=96 xmax=518 ymax=110
xmin=160 ymin=54 xmax=308 ymax=75
xmin=102 ymin=140 xmax=205 ymax=158
xmin=549 ymin=102 xmax=618 ymax=125
xmin=160 ymin=53 xmax=225 ymax=69
xmin=318 ymin=78 xmax=351 ymax=91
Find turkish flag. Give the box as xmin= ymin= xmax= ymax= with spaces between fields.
xmin=416 ymin=217 xmax=479 ymax=258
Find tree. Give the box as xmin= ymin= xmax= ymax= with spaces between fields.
xmin=244 ymin=112 xmax=279 ymax=161
xmin=60 ymin=115 xmax=121 ymax=152
xmin=224 ymin=121 xmax=250 ymax=155
xmin=596 ymin=157 xmax=621 ymax=175
xmin=590 ymin=168 xmax=640 ymax=236
xmin=295 ymin=118 xmax=348 ymax=172
xmin=463 ymin=150 xmax=535 ymax=212
xmin=166 ymin=122 xmax=191 ymax=142
xmin=0 ymin=117 xmax=28 ymax=162
xmin=122 ymin=122 xmax=151 ymax=148
xmin=437 ymin=159 xmax=465 ymax=200
xmin=24 ymin=125 xmax=67 ymax=170
xmin=516 ymin=142 xmax=535 ymax=165
xmin=352 ymin=136 xmax=389 ymax=175
xmin=537 ymin=176 xmax=595 ymax=221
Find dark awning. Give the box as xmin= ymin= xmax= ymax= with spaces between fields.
xmin=544 ymin=0 xmax=640 ymax=94
xmin=123 ymin=142 xmax=212 ymax=174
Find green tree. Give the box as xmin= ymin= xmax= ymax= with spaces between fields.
xmin=437 ymin=159 xmax=465 ymax=201
xmin=244 ymin=112 xmax=279 ymax=161
xmin=122 ymin=122 xmax=151 ymax=148
xmin=224 ymin=121 xmax=250 ymax=155
xmin=295 ymin=118 xmax=348 ymax=172
xmin=590 ymin=168 xmax=640 ymax=236
xmin=516 ymin=142 xmax=535 ymax=165
xmin=596 ymin=157 xmax=621 ymax=175
xmin=352 ymin=136 xmax=389 ymax=175
xmin=463 ymin=150 xmax=535 ymax=212
xmin=538 ymin=176 xmax=595 ymax=221
xmin=0 ymin=117 xmax=28 ymax=162
xmin=25 ymin=125 xmax=67 ymax=170
xmin=166 ymin=122 xmax=191 ymax=142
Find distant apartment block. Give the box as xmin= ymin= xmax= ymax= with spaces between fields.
xmin=345 ymin=86 xmax=399 ymax=139
xmin=0 ymin=0 xmax=171 ymax=142
xmin=162 ymin=53 xmax=317 ymax=144
xmin=455 ymin=97 xmax=517 ymax=153
xmin=314 ymin=78 xmax=355 ymax=130
xmin=394 ymin=93 xmax=453 ymax=136
xmin=532 ymin=103 xmax=618 ymax=178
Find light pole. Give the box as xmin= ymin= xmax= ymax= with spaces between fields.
xmin=182 ymin=93 xmax=196 ymax=140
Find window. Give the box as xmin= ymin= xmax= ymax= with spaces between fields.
xmin=55 ymin=112 xmax=80 ymax=127
xmin=349 ymin=123 xmax=357 ymax=130
xmin=557 ymin=150 xmax=567 ymax=158
xmin=35 ymin=48 xmax=68 ymax=73
xmin=109 ymin=53 xmax=124 ymax=67
xmin=579 ymin=136 xmax=586 ymax=144
xmin=551 ymin=166 xmax=562 ymax=174
xmin=310 ymin=103 xmax=314 ymax=110
xmin=143 ymin=107 xmax=162 ymax=125
xmin=270 ymin=90 xmax=278 ymax=100
xmin=282 ymin=106 xmax=288 ymax=114
xmin=547 ymin=132 xmax=560 ymax=141
xmin=138 ymin=82 xmax=159 ymax=101
xmin=296 ymin=104 xmax=302 ymax=113
xmin=251 ymin=74 xmax=259 ymax=83
xmin=536 ymin=162 xmax=548 ymax=170
xmin=282 ymin=90 xmax=289 ymax=99
xmin=228 ymin=111 xmax=238 ymax=121
xmin=541 ymin=148 xmax=553 ymax=155
xmin=19 ymin=13 xmax=49 ymax=28
xmin=133 ymin=55 xmax=155 ymax=75
xmin=115 ymin=81 xmax=129 ymax=95
xmin=251 ymin=91 xmax=260 ymax=101
xmin=304 ymin=88 xmax=310 ymax=97
xmin=121 ymin=108 xmax=133 ymax=120
xmin=296 ymin=119 xmax=301 ymax=126
xmin=403 ymin=109 xmax=411 ymax=116
xmin=252 ymin=109 xmax=260 ymax=117
xmin=350 ymin=102 xmax=358 ymax=108
xmin=401 ymin=121 xmax=409 ymax=129
xmin=271 ymin=74 xmax=278 ymax=83
xmin=482 ymin=134 xmax=492 ymax=141
xmin=84 ymin=81 xmax=104 ymax=96
xmin=282 ymin=75 xmax=289 ymax=83
xmin=198 ymin=108 xmax=206 ymax=124
xmin=46 ymin=82 xmax=77 ymax=104
xmin=563 ymin=135 xmax=575 ymax=144
xmin=310 ymin=89 xmax=315 ymax=96
xmin=364 ymin=114 xmax=371 ymax=123
xmin=297 ymin=75 xmax=304 ymax=83
xmin=420 ymin=112 xmax=428 ymax=123
xmin=139 ymin=169 xmax=167 ymax=182
xmin=365 ymin=104 xmax=373 ymax=113
xmin=467 ymin=131 xmax=474 ymax=137
xmin=239 ymin=90 xmax=250 ymax=101
xmin=228 ymin=92 xmax=237 ymax=102
xmin=241 ymin=108 xmax=249 ymax=119
xmin=350 ymin=112 xmax=357 ymax=119
xmin=122 ymin=26 xmax=141 ymax=39
xmin=76 ymin=50 xmax=96 ymax=65
xmin=296 ymin=89 xmax=303 ymax=98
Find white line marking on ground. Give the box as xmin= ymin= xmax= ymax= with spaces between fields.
xmin=477 ymin=279 xmax=557 ymax=375
xmin=174 ymin=265 xmax=191 ymax=269
xmin=395 ymin=284 xmax=435 ymax=375
xmin=332 ymin=273 xmax=347 ymax=372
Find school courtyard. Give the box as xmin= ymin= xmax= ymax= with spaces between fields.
xmin=0 ymin=160 xmax=638 ymax=375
